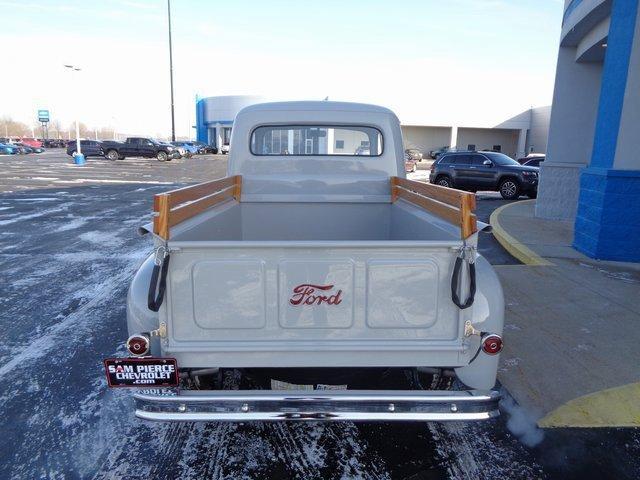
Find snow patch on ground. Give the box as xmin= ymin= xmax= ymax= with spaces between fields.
xmin=79 ymin=230 xmax=123 ymax=246
xmin=0 ymin=204 xmax=71 ymax=225
xmin=54 ymin=217 xmax=90 ymax=232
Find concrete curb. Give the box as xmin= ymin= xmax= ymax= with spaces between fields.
xmin=538 ymin=382 xmax=640 ymax=428
xmin=489 ymin=201 xmax=554 ymax=266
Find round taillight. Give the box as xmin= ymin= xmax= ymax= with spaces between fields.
xmin=126 ymin=334 xmax=150 ymax=356
xmin=482 ymin=334 xmax=503 ymax=355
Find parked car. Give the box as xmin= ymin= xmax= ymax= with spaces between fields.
xmin=192 ymin=141 xmax=217 ymax=154
xmin=429 ymin=150 xmax=539 ymax=199
xmin=0 ymin=143 xmax=18 ymax=155
xmin=429 ymin=146 xmax=450 ymax=159
xmin=15 ymin=142 xmax=44 ymax=153
xmin=220 ymin=143 xmax=230 ymax=154
xmin=108 ymin=101 xmax=504 ymax=423
xmin=405 ymin=148 xmax=423 ymax=161
xmin=8 ymin=144 xmax=28 ymax=154
xmin=101 ymin=137 xmax=180 ymax=161
xmin=19 ymin=137 xmax=43 ymax=148
xmin=13 ymin=143 xmax=35 ymax=154
xmin=517 ymin=154 xmax=545 ymax=165
xmin=66 ymin=140 xmax=104 ymax=158
xmin=193 ymin=141 xmax=218 ymax=154
xmin=404 ymin=151 xmax=417 ymax=172
xmin=185 ymin=142 xmax=201 ymax=155
xmin=522 ymin=156 xmax=544 ymax=167
xmin=43 ymin=139 xmax=65 ymax=148
xmin=354 ymin=145 xmax=370 ymax=155
xmin=405 ymin=159 xmax=417 ymax=172
xmin=171 ymin=142 xmax=198 ymax=156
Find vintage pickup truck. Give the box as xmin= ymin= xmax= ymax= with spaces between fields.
xmin=107 ymin=101 xmax=504 ymax=421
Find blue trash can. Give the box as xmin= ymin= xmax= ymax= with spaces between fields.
xmin=74 ymin=153 xmax=86 ymax=165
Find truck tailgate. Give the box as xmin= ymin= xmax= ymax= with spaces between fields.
xmin=162 ymin=241 xmax=470 ymax=368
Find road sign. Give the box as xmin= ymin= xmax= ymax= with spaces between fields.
xmin=38 ymin=109 xmax=50 ymax=123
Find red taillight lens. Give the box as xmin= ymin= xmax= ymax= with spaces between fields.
xmin=482 ymin=334 xmax=503 ymax=355
xmin=126 ymin=334 xmax=150 ymax=356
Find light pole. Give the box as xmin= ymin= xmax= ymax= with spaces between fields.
xmin=64 ymin=64 xmax=85 ymax=164
xmin=167 ymin=0 xmax=176 ymax=142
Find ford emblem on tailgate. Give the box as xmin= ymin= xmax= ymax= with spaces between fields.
xmin=289 ymin=284 xmax=343 ymax=306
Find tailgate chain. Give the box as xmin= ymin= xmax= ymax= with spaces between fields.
xmin=451 ymin=245 xmax=476 ymax=309
xmin=148 ymin=245 xmax=170 ymax=312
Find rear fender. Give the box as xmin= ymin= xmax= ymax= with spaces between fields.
xmin=454 ymin=255 xmax=504 ymax=390
xmin=127 ymin=255 xmax=161 ymax=356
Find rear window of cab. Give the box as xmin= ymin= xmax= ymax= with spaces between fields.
xmin=250 ymin=125 xmax=383 ymax=156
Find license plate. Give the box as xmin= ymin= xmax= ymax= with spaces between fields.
xmin=270 ymin=379 xmax=347 ymax=391
xmin=104 ymin=357 xmax=179 ymax=388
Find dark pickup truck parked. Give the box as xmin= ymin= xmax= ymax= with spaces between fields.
xmin=101 ymin=137 xmax=180 ymax=161
xmin=429 ymin=151 xmax=539 ymax=200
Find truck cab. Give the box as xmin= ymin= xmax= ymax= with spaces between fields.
xmin=114 ymin=101 xmax=504 ymax=422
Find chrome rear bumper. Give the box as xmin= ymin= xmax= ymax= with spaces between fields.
xmin=133 ymin=389 xmax=500 ymax=422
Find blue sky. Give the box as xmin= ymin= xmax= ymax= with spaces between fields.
xmin=0 ymin=0 xmax=564 ymax=137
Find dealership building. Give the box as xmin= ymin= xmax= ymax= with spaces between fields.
xmin=196 ymin=96 xmax=550 ymax=161
xmin=537 ymin=0 xmax=640 ymax=262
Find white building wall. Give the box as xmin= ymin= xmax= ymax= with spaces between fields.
xmin=457 ymin=128 xmax=520 ymax=158
xmin=332 ymin=129 xmax=366 ymax=155
xmin=535 ymin=46 xmax=603 ymax=220
xmin=527 ymin=105 xmax=552 ymax=154
xmin=401 ymin=126 xmax=451 ymax=156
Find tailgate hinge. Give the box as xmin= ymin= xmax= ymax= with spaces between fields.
xmin=149 ymin=322 xmax=167 ymax=339
xmin=464 ymin=320 xmax=481 ymax=337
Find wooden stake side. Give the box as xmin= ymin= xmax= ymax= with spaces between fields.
xmin=153 ymin=194 xmax=170 ymax=240
xmin=396 ymin=188 xmax=461 ymax=227
xmin=168 ymin=187 xmax=235 ymax=227
xmin=393 ymin=176 xmax=472 ymax=208
xmin=391 ymin=176 xmax=477 ymax=239
xmin=165 ymin=176 xmax=238 ymax=208
xmin=153 ymin=175 xmax=242 ymax=240
xmin=460 ymin=194 xmax=478 ymax=239
xmin=390 ymin=177 xmax=399 ymax=203
xmin=233 ymin=175 xmax=242 ymax=201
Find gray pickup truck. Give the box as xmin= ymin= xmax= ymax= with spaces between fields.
xmin=101 ymin=137 xmax=180 ymax=162
xmin=105 ymin=101 xmax=504 ymax=422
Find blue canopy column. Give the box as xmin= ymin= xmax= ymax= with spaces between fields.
xmin=574 ymin=0 xmax=640 ymax=262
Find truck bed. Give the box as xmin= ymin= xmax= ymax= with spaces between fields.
xmin=171 ymin=200 xmax=461 ymax=242
xmin=161 ymin=199 xmax=473 ymax=369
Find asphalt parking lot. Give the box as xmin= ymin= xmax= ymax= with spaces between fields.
xmin=1 ymin=151 xmax=638 ymax=479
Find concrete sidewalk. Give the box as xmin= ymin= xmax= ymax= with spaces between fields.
xmin=490 ymin=200 xmax=640 ymax=427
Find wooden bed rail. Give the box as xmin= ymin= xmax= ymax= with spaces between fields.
xmin=153 ymin=175 xmax=242 ymax=240
xmin=390 ymin=177 xmax=477 ymax=239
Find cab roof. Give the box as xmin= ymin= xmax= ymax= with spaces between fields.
xmin=240 ymin=100 xmax=397 ymax=117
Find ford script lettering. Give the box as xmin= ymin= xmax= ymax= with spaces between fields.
xmin=289 ymin=284 xmax=343 ymax=306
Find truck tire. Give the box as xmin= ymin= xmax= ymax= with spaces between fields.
xmin=435 ymin=175 xmax=452 ymax=188
xmin=157 ymin=151 xmax=168 ymax=162
xmin=106 ymin=149 xmax=119 ymax=161
xmin=499 ymin=178 xmax=521 ymax=200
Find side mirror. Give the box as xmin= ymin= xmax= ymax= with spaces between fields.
xmin=483 ymin=160 xmax=493 ymax=166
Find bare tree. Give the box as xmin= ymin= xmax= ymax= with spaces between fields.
xmin=0 ymin=116 xmax=30 ymax=137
